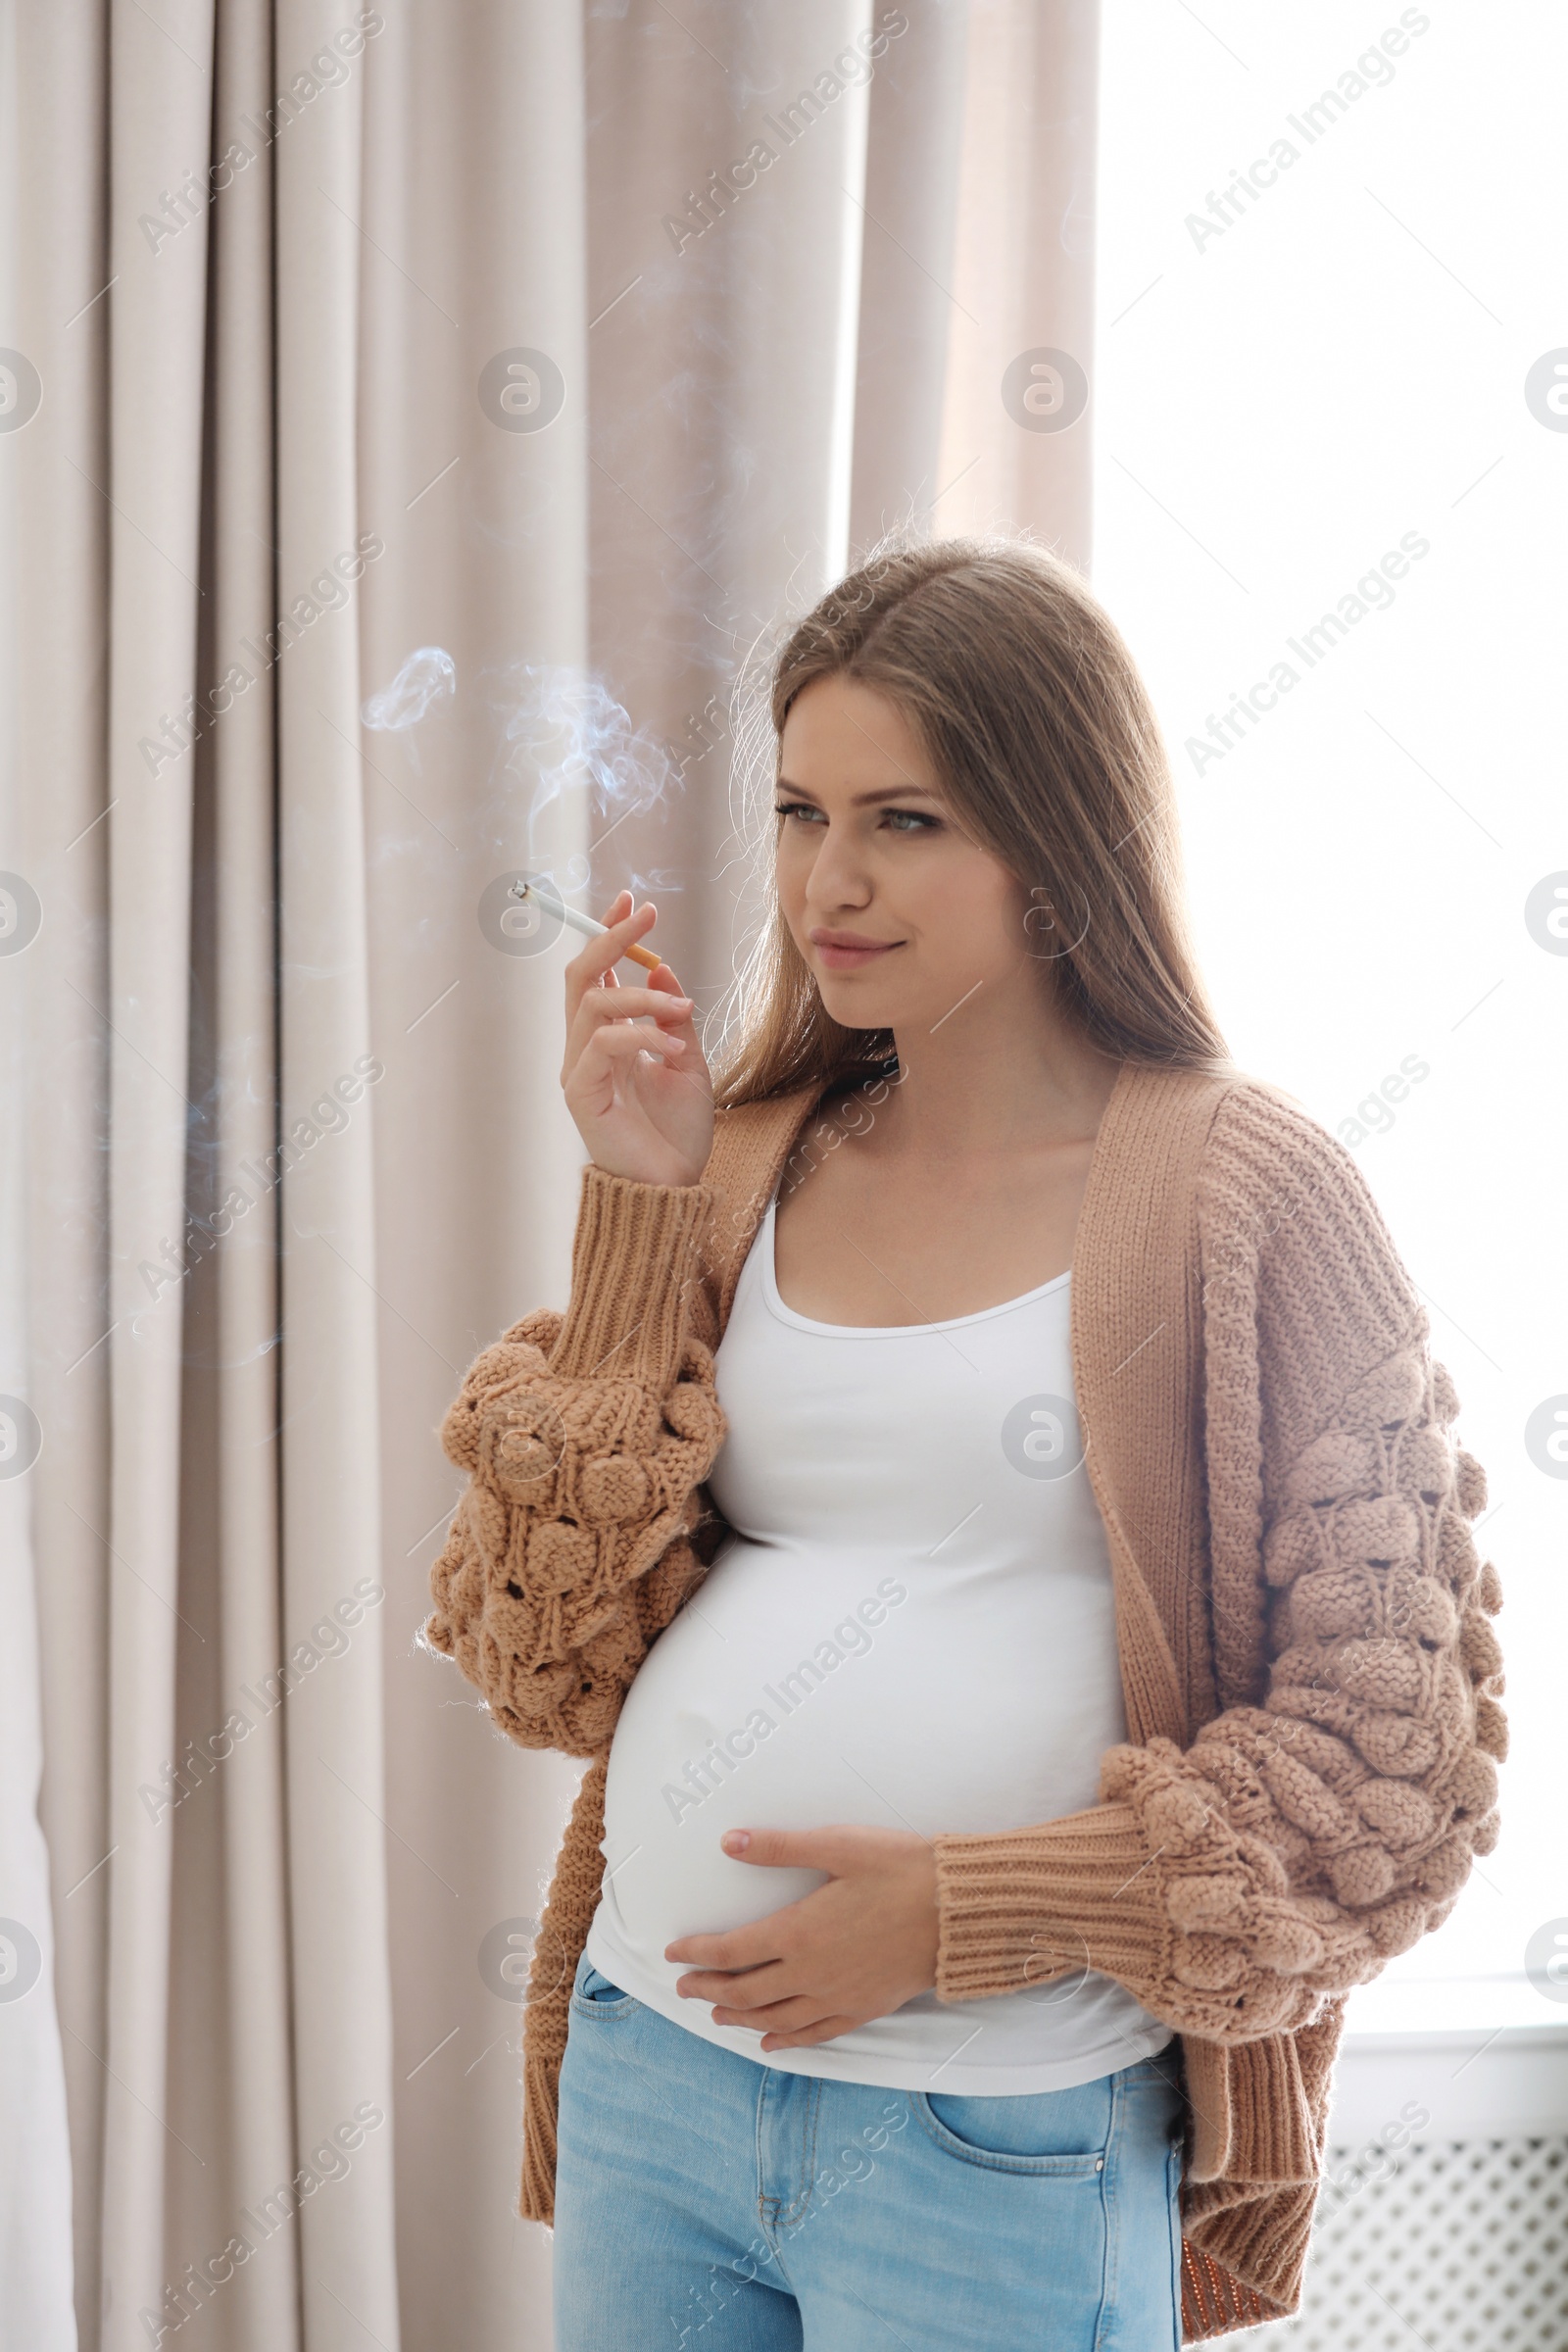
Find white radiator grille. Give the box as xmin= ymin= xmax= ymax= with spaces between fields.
xmin=1213 ymin=2138 xmax=1568 ymax=2350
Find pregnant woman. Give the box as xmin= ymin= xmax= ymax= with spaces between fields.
xmin=424 ymin=539 xmax=1505 ymax=2349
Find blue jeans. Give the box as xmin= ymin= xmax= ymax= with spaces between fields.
xmin=553 ymin=1952 xmax=1186 ymax=2350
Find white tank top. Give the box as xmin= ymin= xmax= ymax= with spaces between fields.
xmin=584 ymin=1196 xmax=1174 ymax=2092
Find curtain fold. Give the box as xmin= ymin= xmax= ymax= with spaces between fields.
xmin=189 ymin=9 xmax=296 ymax=2342
xmin=581 ymin=6 xmax=881 ymax=1003
xmin=8 ymin=0 xmax=111 ymax=2338
xmin=5 ymin=4 xmax=1099 ymax=2345
xmin=356 ymin=0 xmax=594 ymax=2334
xmin=936 ymin=0 xmax=1099 ymax=558
xmin=273 ymin=12 xmax=401 ymax=2343
xmin=101 ymin=3 xmax=213 ymax=2338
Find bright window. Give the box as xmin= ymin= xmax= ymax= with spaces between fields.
xmin=1093 ymin=2 xmax=1568 ymax=2032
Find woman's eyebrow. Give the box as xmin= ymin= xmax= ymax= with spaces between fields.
xmin=775 ymin=777 xmax=943 ymax=806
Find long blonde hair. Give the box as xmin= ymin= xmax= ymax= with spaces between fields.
xmin=712 ymin=534 xmax=1232 ymax=1109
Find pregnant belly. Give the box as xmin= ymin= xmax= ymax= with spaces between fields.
xmin=596 ymin=1536 xmax=1126 ymax=1984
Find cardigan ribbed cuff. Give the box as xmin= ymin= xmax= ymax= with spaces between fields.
xmin=549 ymin=1165 xmax=714 ymax=1388
xmin=931 ymin=1800 xmax=1169 ymax=2007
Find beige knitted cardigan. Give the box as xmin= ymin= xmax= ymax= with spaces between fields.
xmin=424 ymin=1057 xmax=1506 ymax=2341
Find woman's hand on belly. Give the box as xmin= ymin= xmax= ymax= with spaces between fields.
xmin=662 ymin=1824 xmax=939 ymax=2051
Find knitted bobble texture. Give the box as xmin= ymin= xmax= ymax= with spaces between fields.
xmin=424 ymin=1307 xmax=726 ymax=1756
xmin=1097 ymin=1337 xmax=1505 ymax=2034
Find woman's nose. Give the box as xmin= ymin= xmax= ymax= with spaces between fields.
xmin=804 ymin=832 xmax=872 ymax=910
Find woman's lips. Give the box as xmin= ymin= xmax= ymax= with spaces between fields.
xmin=809 ymin=930 xmax=902 ymax=970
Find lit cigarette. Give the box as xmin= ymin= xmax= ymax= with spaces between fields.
xmin=508 ymin=878 xmax=664 ymax=970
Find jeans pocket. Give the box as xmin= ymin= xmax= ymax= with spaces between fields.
xmin=569 ymin=1958 xmax=640 ymax=2019
xmin=912 ymin=2081 xmax=1110 ymax=2177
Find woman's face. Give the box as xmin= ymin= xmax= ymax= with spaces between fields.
xmin=774 ymin=671 xmax=1034 ymax=1037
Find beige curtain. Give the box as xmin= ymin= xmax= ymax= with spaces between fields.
xmin=3 ymin=3 xmax=1097 ymax=2345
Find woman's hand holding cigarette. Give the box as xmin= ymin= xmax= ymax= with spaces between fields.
xmin=561 ymin=891 xmax=714 ymax=1187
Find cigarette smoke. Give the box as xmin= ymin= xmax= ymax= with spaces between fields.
xmin=361 ymin=646 xmax=457 ymax=770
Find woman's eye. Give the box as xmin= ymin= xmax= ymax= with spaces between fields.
xmin=770 ymin=801 xmax=939 ymax=832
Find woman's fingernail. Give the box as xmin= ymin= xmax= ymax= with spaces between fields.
xmin=722 ymin=1830 xmax=751 ymax=1854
